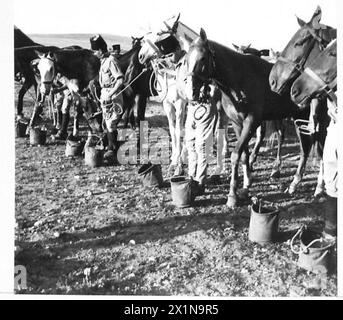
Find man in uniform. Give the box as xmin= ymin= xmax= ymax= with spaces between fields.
xmin=90 ymin=34 xmax=124 ymax=163
xmin=110 ymin=44 xmax=121 ymax=59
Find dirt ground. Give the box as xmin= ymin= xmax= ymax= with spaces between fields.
xmin=14 ymin=86 xmax=337 ymax=296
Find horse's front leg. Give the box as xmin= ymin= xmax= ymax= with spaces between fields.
xmin=314 ymin=159 xmax=325 ymax=196
xmin=227 ymin=115 xmax=256 ymax=208
xmin=73 ymin=98 xmax=82 ymax=137
xmin=28 ymin=91 xmax=44 ymax=129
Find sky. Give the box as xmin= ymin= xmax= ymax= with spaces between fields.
xmin=13 ymin=0 xmax=339 ymax=51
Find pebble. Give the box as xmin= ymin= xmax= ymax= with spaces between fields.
xmin=129 ymin=239 xmax=136 ymax=245
xmin=53 ymin=231 xmax=60 ymax=238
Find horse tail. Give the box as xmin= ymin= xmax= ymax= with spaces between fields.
xmin=265 ymin=120 xmax=284 ymax=150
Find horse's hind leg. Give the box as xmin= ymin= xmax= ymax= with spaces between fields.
xmin=249 ymin=122 xmax=265 ymax=171
xmin=270 ymin=120 xmax=285 ymax=179
xmin=136 ymin=93 xmax=147 ymax=128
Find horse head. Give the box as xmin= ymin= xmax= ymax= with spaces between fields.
xmin=33 ymin=50 xmax=56 ymax=102
xmin=269 ymin=6 xmax=336 ymax=95
xmin=291 ymin=39 xmax=337 ymax=106
xmin=131 ymin=36 xmax=144 ymax=48
xmin=180 ymin=28 xmax=215 ymax=102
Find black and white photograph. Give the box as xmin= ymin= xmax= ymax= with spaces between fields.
xmin=1 ymin=0 xmax=341 ymax=298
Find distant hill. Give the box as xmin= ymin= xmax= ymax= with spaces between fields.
xmin=28 ymin=33 xmax=132 ymax=52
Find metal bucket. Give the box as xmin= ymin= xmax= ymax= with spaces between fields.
xmin=65 ymin=138 xmax=84 ymax=157
xmin=29 ymin=128 xmax=47 ymax=146
xmin=84 ymin=146 xmax=103 ymax=168
xmin=138 ymin=163 xmax=163 ymax=187
xmin=170 ymin=176 xmax=194 ymax=208
xmin=291 ymin=226 xmax=336 ymax=274
xmin=16 ymin=120 xmax=28 ymax=138
xmin=248 ymin=203 xmax=279 ymax=244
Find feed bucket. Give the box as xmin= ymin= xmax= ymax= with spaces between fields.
xmin=29 ymin=127 xmax=47 ymax=146
xmin=138 ymin=163 xmax=163 ymax=187
xmin=248 ymin=203 xmax=279 ymax=244
xmin=16 ymin=120 xmax=28 ymax=138
xmin=170 ymin=176 xmax=194 ymax=208
xmin=65 ymin=138 xmax=84 ymax=157
xmin=291 ymin=226 xmax=335 ymax=274
xmin=84 ymin=146 xmax=103 ymax=168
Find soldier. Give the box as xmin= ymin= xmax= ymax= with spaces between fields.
xmin=90 ymin=34 xmax=124 ymax=163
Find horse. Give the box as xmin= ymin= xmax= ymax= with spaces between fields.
xmin=30 ymin=49 xmax=100 ymax=136
xmin=291 ymin=40 xmax=337 ymax=107
xmin=138 ymin=14 xmax=225 ymax=176
xmin=269 ymin=6 xmax=336 ymax=195
xmin=233 ymin=44 xmax=286 ymax=177
xmin=179 ymin=28 xmax=327 ymax=208
xmin=118 ymin=38 xmax=155 ymax=129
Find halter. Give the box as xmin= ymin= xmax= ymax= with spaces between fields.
xmin=276 ymin=28 xmax=330 ymax=80
xmin=303 ymin=67 xmax=337 ymax=106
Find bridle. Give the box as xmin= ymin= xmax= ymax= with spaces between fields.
xmin=276 ymin=27 xmax=330 ymax=81
xmin=302 ymin=67 xmax=337 ymax=107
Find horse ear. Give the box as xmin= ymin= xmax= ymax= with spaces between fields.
xmin=47 ymin=51 xmax=54 ymax=60
xmin=200 ymin=28 xmax=207 ymax=42
xmin=34 ymin=50 xmax=45 ymax=58
xmin=310 ymin=6 xmax=322 ymax=29
xmin=139 ymin=36 xmax=144 ymax=41
xmin=131 ymin=36 xmax=135 ymax=40
xmin=232 ymin=43 xmax=239 ymax=51
xmin=296 ymin=15 xmax=306 ymax=27
xmin=247 ymin=43 xmax=251 ymax=49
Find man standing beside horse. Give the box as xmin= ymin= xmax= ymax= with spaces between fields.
xmin=90 ymin=34 xmax=124 ymax=164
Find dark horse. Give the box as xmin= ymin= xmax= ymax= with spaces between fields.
xmin=30 ymin=49 xmax=100 ymax=135
xmin=118 ymin=38 xmax=156 ymax=128
xmin=180 ymin=28 xmax=322 ymax=208
xmin=269 ymin=6 xmax=336 ymax=195
xmin=14 ymin=26 xmax=59 ymax=118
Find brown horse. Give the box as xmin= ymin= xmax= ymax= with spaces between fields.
xmin=179 ymin=28 xmax=317 ymax=208
xmin=291 ymin=40 xmax=337 ymax=106
xmin=269 ymin=6 xmax=336 ymax=195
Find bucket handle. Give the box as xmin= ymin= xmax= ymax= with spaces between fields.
xmin=290 ymin=225 xmax=335 ymax=255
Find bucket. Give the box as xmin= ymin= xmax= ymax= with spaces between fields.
xmin=170 ymin=176 xmax=194 ymax=208
xmin=248 ymin=202 xmax=279 ymax=244
xmin=65 ymin=138 xmax=84 ymax=157
xmin=84 ymin=146 xmax=103 ymax=168
xmin=138 ymin=163 xmax=163 ymax=187
xmin=29 ymin=127 xmax=47 ymax=146
xmin=291 ymin=226 xmax=336 ymax=274
xmin=16 ymin=120 xmax=28 ymax=138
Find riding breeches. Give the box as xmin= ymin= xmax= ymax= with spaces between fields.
xmin=100 ymin=88 xmax=124 ymax=133
xmin=185 ymin=87 xmax=219 ymax=186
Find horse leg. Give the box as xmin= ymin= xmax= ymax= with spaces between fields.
xmin=214 ymin=102 xmax=228 ymax=175
xmin=73 ymin=97 xmax=81 ymax=137
xmin=270 ymin=120 xmax=285 ymax=179
xmin=287 ymin=128 xmax=311 ymax=194
xmin=249 ymin=122 xmax=265 ymax=171
xmin=17 ymin=80 xmax=32 ymax=118
xmin=227 ymin=115 xmax=257 ymax=208
xmin=314 ymin=159 xmax=325 ymax=196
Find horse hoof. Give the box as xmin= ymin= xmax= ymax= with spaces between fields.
xmin=270 ymin=169 xmax=281 ymax=179
xmin=226 ymin=195 xmax=237 ymax=208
